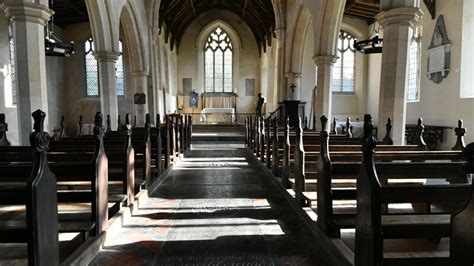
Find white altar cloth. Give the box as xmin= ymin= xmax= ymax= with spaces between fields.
xmin=200 ymin=108 xmax=235 ymax=123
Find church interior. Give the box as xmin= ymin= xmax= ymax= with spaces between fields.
xmin=0 ymin=0 xmax=474 ymax=265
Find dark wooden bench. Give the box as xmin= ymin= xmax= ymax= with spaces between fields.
xmin=52 ymin=114 xmax=135 ymax=206
xmin=0 ymin=110 xmax=59 ymax=265
xmin=0 ymin=113 xmax=11 ymax=147
xmin=308 ymin=115 xmax=468 ymax=235
xmin=354 ymin=138 xmax=474 ymax=265
xmin=0 ymin=112 xmax=110 ymax=236
xmin=0 ymin=110 xmax=109 ymax=265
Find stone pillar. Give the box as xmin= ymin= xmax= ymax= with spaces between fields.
xmin=2 ymin=2 xmax=52 ymax=145
xmin=132 ymin=71 xmax=148 ymax=127
xmin=275 ymin=28 xmax=286 ymax=105
xmin=148 ymin=27 xmax=160 ymax=121
xmin=95 ymin=51 xmax=119 ymax=130
xmin=313 ymin=55 xmax=336 ymax=131
xmin=375 ymin=7 xmax=423 ymax=144
xmin=286 ymin=72 xmax=302 ymax=100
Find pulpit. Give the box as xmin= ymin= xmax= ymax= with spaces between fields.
xmin=277 ymin=101 xmax=306 ymax=127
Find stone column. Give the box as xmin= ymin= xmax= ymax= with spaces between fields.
xmin=132 ymin=71 xmax=148 ymax=127
xmin=95 ymin=51 xmax=119 ymax=130
xmin=2 ymin=2 xmax=52 ymax=145
xmin=313 ymin=55 xmax=336 ymax=130
xmin=285 ymin=72 xmax=302 ymax=100
xmin=275 ymin=28 xmax=286 ymax=106
xmin=375 ymin=7 xmax=423 ymax=144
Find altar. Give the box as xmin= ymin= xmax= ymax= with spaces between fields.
xmin=200 ymin=108 xmax=236 ymax=124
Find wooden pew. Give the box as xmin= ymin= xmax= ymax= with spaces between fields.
xmin=55 ymin=114 xmax=135 ymax=206
xmin=0 ymin=112 xmax=109 ymax=237
xmin=0 ymin=113 xmax=11 ymax=146
xmin=247 ymin=114 xmax=397 ymax=180
xmin=354 ymin=138 xmax=474 ymax=266
xmin=313 ymin=115 xmax=466 ymax=237
xmin=0 ymin=110 xmax=59 ymax=265
xmin=281 ymin=116 xmax=412 ymax=192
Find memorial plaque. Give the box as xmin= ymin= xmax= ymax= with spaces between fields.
xmin=183 ymin=78 xmax=192 ymax=94
xmin=245 ymin=79 xmax=255 ymax=96
xmin=134 ymin=93 xmax=146 ymax=104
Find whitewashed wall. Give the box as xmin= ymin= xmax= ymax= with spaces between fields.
xmin=406 ymin=0 xmax=474 ymax=148
xmin=177 ymin=10 xmax=260 ymax=114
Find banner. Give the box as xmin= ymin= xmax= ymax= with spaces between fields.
xmin=189 ymin=91 xmax=199 ymax=107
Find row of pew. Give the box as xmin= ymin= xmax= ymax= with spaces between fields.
xmin=0 ymin=111 xmax=191 ymax=265
xmin=245 ymin=114 xmax=474 ymax=265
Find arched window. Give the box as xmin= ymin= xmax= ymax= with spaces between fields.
xmin=85 ymin=38 xmax=99 ymax=96
xmin=407 ymin=26 xmax=422 ymax=102
xmin=8 ymin=24 xmax=17 ymax=105
xmin=115 ymin=41 xmax=125 ymax=96
xmin=332 ymin=31 xmax=356 ymax=94
xmin=85 ymin=38 xmax=125 ymax=96
xmin=204 ymin=27 xmax=233 ymax=93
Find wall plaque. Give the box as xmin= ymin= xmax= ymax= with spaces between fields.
xmin=245 ymin=79 xmax=255 ymax=96
xmin=134 ymin=93 xmax=146 ymax=104
xmin=427 ymin=15 xmax=451 ymax=84
xmin=183 ymin=78 xmax=192 ymax=94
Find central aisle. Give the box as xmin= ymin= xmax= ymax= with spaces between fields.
xmin=91 ymin=144 xmax=329 ymax=265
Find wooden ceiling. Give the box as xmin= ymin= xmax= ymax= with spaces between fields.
xmin=50 ymin=0 xmax=89 ymax=27
xmin=159 ymin=0 xmax=276 ymax=51
xmin=344 ymin=0 xmax=380 ymax=23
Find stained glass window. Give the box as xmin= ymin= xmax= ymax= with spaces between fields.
xmin=8 ymin=24 xmax=17 ymax=105
xmin=407 ymin=26 xmax=422 ymax=102
xmin=85 ymin=38 xmax=125 ymax=96
xmin=204 ymin=27 xmax=233 ymax=93
xmin=332 ymin=31 xmax=356 ymax=94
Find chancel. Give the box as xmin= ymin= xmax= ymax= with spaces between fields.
xmin=0 ymin=0 xmax=473 ymax=265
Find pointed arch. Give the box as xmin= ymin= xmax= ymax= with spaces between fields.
xmin=120 ymin=1 xmax=149 ymax=74
xmin=289 ymin=6 xmax=312 ymax=74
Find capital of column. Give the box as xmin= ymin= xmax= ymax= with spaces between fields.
xmin=375 ymin=7 xmax=423 ymax=28
xmin=275 ymin=28 xmax=286 ymax=38
xmin=285 ymin=72 xmax=302 ymax=80
xmin=312 ymin=55 xmax=337 ymax=67
xmin=151 ymin=27 xmax=160 ymax=44
xmin=131 ymin=71 xmax=149 ymax=78
xmin=94 ymin=51 xmax=120 ymax=62
xmin=1 ymin=3 xmax=53 ymax=26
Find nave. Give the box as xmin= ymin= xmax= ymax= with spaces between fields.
xmin=91 ymin=143 xmax=328 ymax=265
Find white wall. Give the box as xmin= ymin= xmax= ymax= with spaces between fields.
xmin=406 ymin=0 xmax=474 ymax=148
xmin=177 ymin=10 xmax=260 ymax=114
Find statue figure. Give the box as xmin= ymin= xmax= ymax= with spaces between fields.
xmin=256 ymin=93 xmax=264 ymax=118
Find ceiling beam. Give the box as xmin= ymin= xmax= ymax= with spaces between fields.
xmin=62 ymin=0 xmax=86 ymax=17
xmin=241 ymin=0 xmax=249 ymax=18
xmin=189 ymin=0 xmax=197 ymax=18
xmin=423 ymin=0 xmax=436 ymax=19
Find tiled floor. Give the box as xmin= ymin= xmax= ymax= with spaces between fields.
xmin=91 ymin=143 xmax=328 ymax=265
